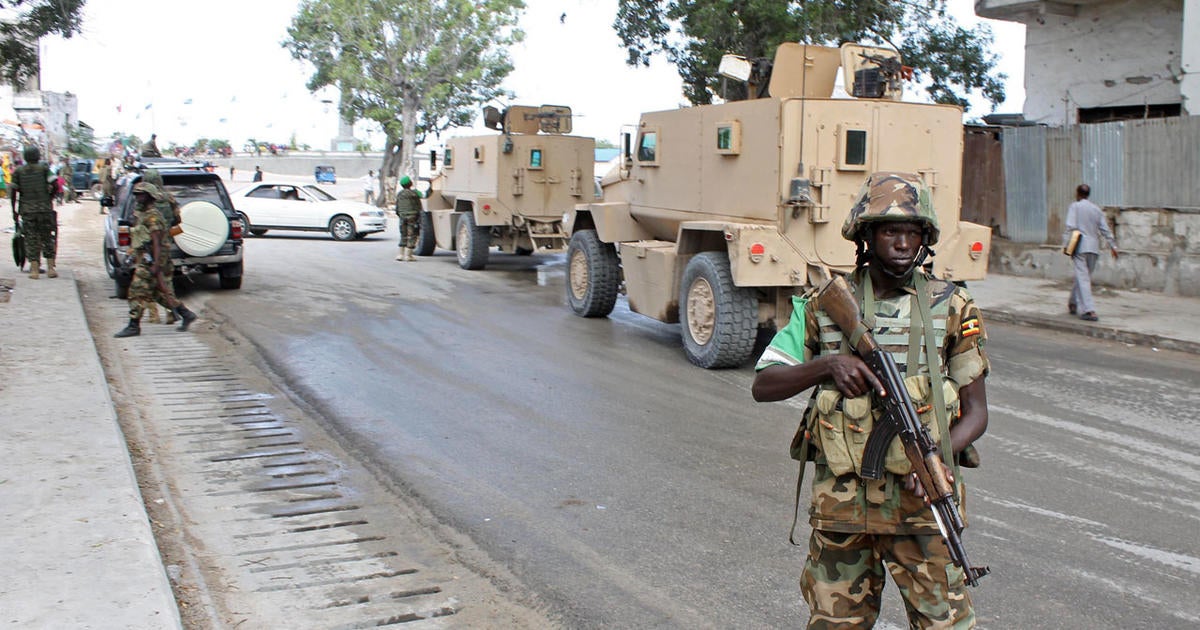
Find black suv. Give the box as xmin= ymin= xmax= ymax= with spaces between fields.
xmin=102 ymin=165 xmax=244 ymax=297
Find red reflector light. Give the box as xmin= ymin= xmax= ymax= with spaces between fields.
xmin=749 ymin=243 xmax=766 ymax=256
xmin=483 ymin=204 xmax=491 ymax=211
xmin=969 ymin=241 xmax=984 ymax=260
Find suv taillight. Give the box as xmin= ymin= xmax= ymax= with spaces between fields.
xmin=230 ymin=218 xmax=243 ymax=241
xmin=117 ymin=226 xmax=130 ymax=247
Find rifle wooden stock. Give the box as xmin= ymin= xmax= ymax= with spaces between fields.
xmin=814 ymin=275 xmax=990 ymax=586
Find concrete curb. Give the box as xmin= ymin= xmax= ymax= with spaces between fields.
xmin=981 ymin=307 xmax=1200 ymax=355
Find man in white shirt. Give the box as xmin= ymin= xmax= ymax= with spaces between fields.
xmin=363 ymin=170 xmax=378 ymax=205
xmin=1063 ymin=184 xmax=1119 ymax=321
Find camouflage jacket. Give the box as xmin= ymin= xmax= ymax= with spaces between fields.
xmin=394 ymin=188 xmax=423 ymax=217
xmin=758 ymin=267 xmax=989 ymax=535
xmin=131 ymin=205 xmax=167 ymax=258
xmin=12 ymin=163 xmax=55 ymax=214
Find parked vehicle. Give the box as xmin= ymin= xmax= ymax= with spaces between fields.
xmin=230 ymin=182 xmax=386 ymax=240
xmin=103 ymin=167 xmax=244 ymax=297
xmin=564 ymin=43 xmax=991 ymax=368
xmin=314 ymin=165 xmax=337 ymax=183
xmin=420 ymin=104 xmax=596 ymax=269
xmin=70 ymin=159 xmax=101 ymax=198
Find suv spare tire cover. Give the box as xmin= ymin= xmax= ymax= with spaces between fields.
xmin=176 ymin=201 xmax=230 ymax=256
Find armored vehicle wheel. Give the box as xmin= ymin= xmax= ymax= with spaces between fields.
xmin=456 ymin=212 xmax=490 ymax=270
xmin=679 ymin=251 xmax=758 ymax=369
xmin=329 ymin=214 xmax=356 ymax=241
xmin=414 ymin=211 xmax=435 ymax=256
xmin=566 ymin=229 xmax=619 ymax=317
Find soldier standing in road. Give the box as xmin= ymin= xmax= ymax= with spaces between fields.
xmin=9 ymin=145 xmax=59 ymax=279
xmin=752 ymin=172 xmax=990 ymax=629
xmin=114 ymin=182 xmax=197 ymax=338
xmin=1063 ymin=184 xmax=1119 ymax=322
xmin=393 ymin=175 xmax=423 ymax=262
xmin=142 ymin=169 xmax=182 ymax=324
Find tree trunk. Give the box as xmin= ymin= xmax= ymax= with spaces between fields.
xmin=380 ymin=135 xmax=404 ymax=206
xmin=400 ymin=99 xmax=419 ymax=182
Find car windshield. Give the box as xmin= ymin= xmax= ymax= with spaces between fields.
xmin=302 ymin=185 xmax=336 ymax=201
xmin=165 ymin=178 xmax=226 ymax=206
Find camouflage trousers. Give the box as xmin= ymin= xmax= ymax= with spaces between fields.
xmin=800 ymin=530 xmax=974 ymax=629
xmin=128 ymin=260 xmax=179 ymax=320
xmin=398 ymin=214 xmax=420 ymax=248
xmin=21 ymin=212 xmax=57 ymax=260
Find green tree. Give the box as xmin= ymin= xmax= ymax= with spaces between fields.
xmin=68 ymin=123 xmax=97 ymax=158
xmin=285 ymin=0 xmax=525 ymax=195
xmin=0 ymin=0 xmax=86 ymax=87
xmin=596 ymin=138 xmax=619 ymax=150
xmin=614 ymin=0 xmax=1005 ymax=110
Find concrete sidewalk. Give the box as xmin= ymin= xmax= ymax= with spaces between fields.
xmin=0 ymin=271 xmax=180 ymax=629
xmin=0 ymin=264 xmax=1197 ymax=629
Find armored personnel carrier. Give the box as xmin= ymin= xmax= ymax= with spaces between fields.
xmin=419 ymin=104 xmax=596 ymax=270
xmin=565 ymin=43 xmax=991 ymax=368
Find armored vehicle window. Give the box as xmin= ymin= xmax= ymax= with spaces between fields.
xmin=444 ymin=148 xmax=454 ymax=168
xmin=842 ymin=128 xmax=868 ymax=169
xmin=474 ymin=146 xmax=485 ymax=161
xmin=637 ymin=131 xmax=658 ymax=163
xmin=529 ymin=148 xmax=544 ymax=169
xmin=715 ymin=121 xmax=741 ymax=155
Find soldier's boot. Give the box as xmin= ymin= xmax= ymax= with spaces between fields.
xmin=395 ymin=247 xmax=407 ymax=261
xmin=175 ymin=305 xmax=198 ymax=332
xmin=114 ymin=319 xmax=141 ymax=338
xmin=46 ymin=259 xmax=58 ymax=278
xmin=165 ymin=308 xmax=178 ymax=325
xmin=28 ymin=259 xmax=40 ymax=279
xmin=405 ymin=248 xmax=416 ymax=261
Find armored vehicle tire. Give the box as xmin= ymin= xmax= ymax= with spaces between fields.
xmin=414 ymin=212 xmax=436 ymax=256
xmin=329 ymin=215 xmax=356 ymax=241
xmin=566 ymin=229 xmax=619 ymax=318
xmin=456 ymin=212 xmax=490 ymax=270
xmin=679 ymin=251 xmax=758 ymax=369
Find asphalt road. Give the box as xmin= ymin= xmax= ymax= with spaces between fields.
xmin=195 ymin=219 xmax=1200 ymax=629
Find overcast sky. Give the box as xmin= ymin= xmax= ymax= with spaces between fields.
xmin=37 ymin=0 xmax=1025 ymax=150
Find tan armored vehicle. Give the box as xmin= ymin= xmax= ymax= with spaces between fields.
xmin=419 ymin=105 xmax=597 ymax=269
xmin=565 ymin=43 xmax=991 ymax=368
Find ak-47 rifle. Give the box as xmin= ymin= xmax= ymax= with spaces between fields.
xmin=816 ymin=275 xmax=990 ymax=586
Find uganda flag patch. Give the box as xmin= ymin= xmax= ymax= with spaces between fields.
xmin=961 ymin=315 xmax=982 ymax=338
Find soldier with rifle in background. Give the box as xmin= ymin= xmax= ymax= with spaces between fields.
xmin=752 ymin=172 xmax=990 ymax=628
xmin=114 ymin=182 xmax=197 ymax=338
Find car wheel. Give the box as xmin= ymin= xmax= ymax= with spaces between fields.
xmin=565 ymin=229 xmax=620 ymax=318
xmin=115 ymin=274 xmax=130 ymax=300
xmin=414 ymin=211 xmax=436 ymax=256
xmin=515 ymin=246 xmax=534 ymax=256
xmin=103 ymin=244 xmax=117 ymax=279
xmin=679 ymin=251 xmax=758 ymax=369
xmin=218 ymin=261 xmax=242 ymax=290
xmin=329 ymin=215 xmax=356 ymax=241
xmin=455 ymin=212 xmax=490 ymax=270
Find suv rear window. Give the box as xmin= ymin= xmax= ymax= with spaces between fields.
xmin=166 ymin=178 xmax=227 ymax=208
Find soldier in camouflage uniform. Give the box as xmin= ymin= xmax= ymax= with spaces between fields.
xmin=114 ymin=183 xmax=197 ymax=338
xmin=9 ymin=145 xmax=59 ymax=279
xmin=59 ymin=158 xmax=76 ymax=203
xmin=393 ymin=175 xmax=423 ymax=262
xmin=141 ymin=169 xmax=182 ymax=323
xmin=752 ymin=172 xmax=989 ymax=629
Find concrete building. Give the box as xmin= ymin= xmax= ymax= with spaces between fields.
xmin=977 ymin=0 xmax=1199 ymax=123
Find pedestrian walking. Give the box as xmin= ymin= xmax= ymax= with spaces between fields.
xmin=9 ymin=145 xmax=59 ymax=279
xmin=114 ymin=182 xmax=197 ymax=338
xmin=363 ymin=170 xmax=378 ymax=205
xmin=393 ymin=176 xmax=423 ymax=261
xmin=252 ymin=165 xmax=263 ymax=182
xmin=1063 ymin=184 xmax=1119 ymax=322
xmin=229 ymin=165 xmax=235 ymax=182
xmin=752 ymin=172 xmax=989 ymax=628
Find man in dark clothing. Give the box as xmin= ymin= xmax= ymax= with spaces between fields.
xmin=9 ymin=145 xmax=58 ymax=279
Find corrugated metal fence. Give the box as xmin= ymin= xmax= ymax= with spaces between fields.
xmin=994 ymin=116 xmax=1200 ymax=243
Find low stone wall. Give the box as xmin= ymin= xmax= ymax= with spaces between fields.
xmin=988 ymin=206 xmax=1200 ymax=297
xmin=209 ymin=152 xmax=386 ymax=180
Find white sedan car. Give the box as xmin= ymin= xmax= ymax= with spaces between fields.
xmin=231 ymin=182 xmax=387 ymax=241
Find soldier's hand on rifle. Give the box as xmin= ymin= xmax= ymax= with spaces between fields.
xmin=904 ymin=462 xmax=954 ymax=501
xmin=826 ymin=355 xmax=884 ymax=399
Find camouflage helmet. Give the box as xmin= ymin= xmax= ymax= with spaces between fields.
xmin=142 ymin=168 xmax=164 ymax=187
xmin=841 ymin=172 xmax=940 ymax=245
xmin=132 ymin=182 xmax=164 ymax=201
xmin=22 ymin=145 xmax=40 ymax=163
